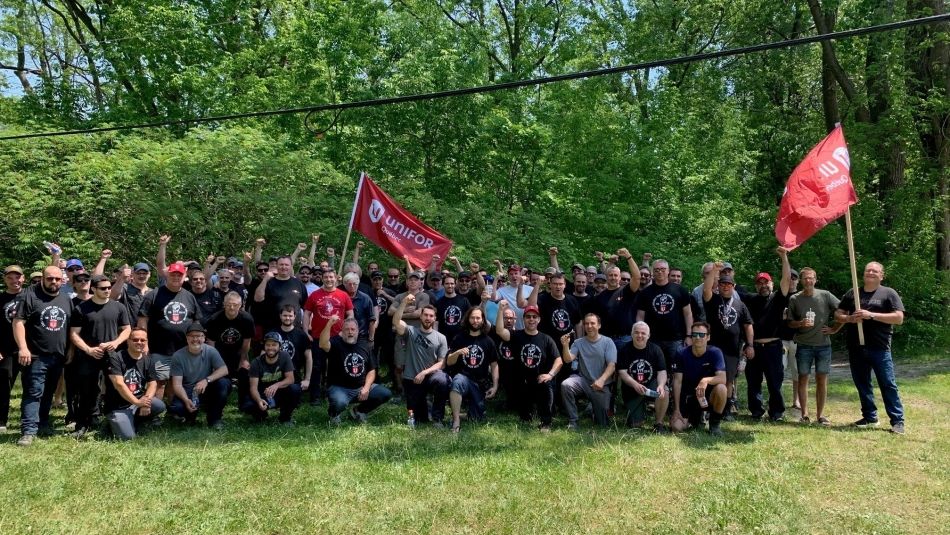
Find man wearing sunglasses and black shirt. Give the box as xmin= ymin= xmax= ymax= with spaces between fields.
xmin=671 ymin=322 xmax=728 ymax=437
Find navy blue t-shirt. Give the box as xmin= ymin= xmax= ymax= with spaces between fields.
xmin=671 ymin=345 xmax=725 ymax=389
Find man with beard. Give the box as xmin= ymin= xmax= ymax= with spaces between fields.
xmin=276 ymin=305 xmax=312 ymax=392
xmin=138 ymin=261 xmax=202 ymax=400
xmin=0 ymin=265 xmax=24 ymax=432
xmin=189 ymin=271 xmax=219 ymax=322
xmin=495 ymin=302 xmax=562 ymax=432
xmin=702 ymin=265 xmax=754 ymax=420
xmin=490 ymin=304 xmax=519 ymax=411
xmin=584 ymin=250 xmax=641 ymax=351
xmin=571 ymin=272 xmax=590 ymax=308
xmin=303 ymin=270 xmax=354 ymax=404
xmin=637 ymin=259 xmax=693 ymax=367
xmin=297 ymin=265 xmax=319 ymax=296
xmin=321 ymin=315 xmax=392 ymax=424
xmin=168 ymin=322 xmax=230 ymax=429
xmin=254 ymin=256 xmax=308 ymax=333
xmin=393 ymin=294 xmax=449 ymax=428
xmin=14 ymin=266 xmax=74 ymax=446
xmin=455 ymin=270 xmax=483 ymax=307
xmin=560 ymin=313 xmax=617 ymax=429
xmin=205 ymin=291 xmax=255 ymax=406
xmin=617 ymin=322 xmax=669 ymax=432
xmin=103 ymin=327 xmax=165 ymax=440
xmin=446 ymin=308 xmax=498 ymax=433
xmin=68 ymin=274 xmax=132 ymax=438
xmin=744 ymin=247 xmax=792 ymax=422
xmin=788 ymin=267 xmax=840 ymax=425
xmin=370 ymin=271 xmax=397 ymax=390
xmin=436 ymin=274 xmax=471 ymax=344
xmin=243 ymin=330 xmax=301 ymax=425
xmin=388 ymin=271 xmax=430 ymax=395
xmin=112 ymin=262 xmax=152 ymax=323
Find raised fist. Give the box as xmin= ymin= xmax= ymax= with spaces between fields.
xmin=100 ymin=249 xmax=112 ymax=259
xmin=159 ymin=235 xmax=171 ymax=245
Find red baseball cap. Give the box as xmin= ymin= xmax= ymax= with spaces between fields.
xmin=168 ymin=261 xmax=187 ymax=275
xmin=755 ymin=272 xmax=772 ymax=282
xmin=523 ymin=305 xmax=540 ymax=316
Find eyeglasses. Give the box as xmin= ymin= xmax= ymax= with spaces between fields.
xmin=257 ymin=268 xmax=268 ymax=272
xmin=74 ymin=278 xmax=90 ymax=283
xmin=621 ymin=278 xmax=631 ymax=282
xmin=95 ymin=285 xmax=112 ymax=291
xmin=690 ymin=332 xmax=708 ymax=339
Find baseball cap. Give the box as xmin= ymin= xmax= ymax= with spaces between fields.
xmin=29 ymin=271 xmax=42 ymax=280
xmin=429 ymin=272 xmax=442 ymax=280
xmin=263 ymin=331 xmax=283 ymax=343
xmin=594 ymin=273 xmax=607 ymax=282
xmin=790 ymin=269 xmax=800 ymax=279
xmin=409 ymin=271 xmax=425 ymax=280
xmin=185 ymin=261 xmax=202 ymax=271
xmin=186 ymin=322 xmax=206 ymax=334
xmin=457 ymin=271 xmax=472 ymax=280
xmin=133 ymin=262 xmax=151 ymax=272
xmin=523 ymin=305 xmax=540 ymax=316
xmin=755 ymin=272 xmax=772 ymax=282
xmin=571 ymin=263 xmax=585 ymax=271
xmin=544 ymin=267 xmax=557 ymax=275
xmin=718 ymin=274 xmax=735 ymax=285
xmin=4 ymin=265 xmax=23 ymax=276
xmin=65 ymin=258 xmax=84 ymax=270
xmin=722 ymin=262 xmax=734 ymax=271
xmin=167 ymin=261 xmax=187 ymax=274
xmin=371 ymin=271 xmax=384 ymax=279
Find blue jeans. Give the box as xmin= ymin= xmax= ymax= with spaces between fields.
xmin=327 ymin=384 xmax=392 ymax=417
xmin=848 ymin=347 xmax=904 ymax=425
xmin=20 ymin=354 xmax=64 ymax=435
xmin=169 ymin=378 xmax=231 ymax=425
xmin=107 ymin=399 xmax=167 ymax=440
xmin=450 ymin=374 xmax=487 ymax=421
xmin=796 ymin=344 xmax=832 ymax=376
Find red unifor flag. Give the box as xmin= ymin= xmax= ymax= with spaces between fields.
xmin=349 ymin=172 xmax=453 ymax=268
xmin=775 ymin=125 xmax=858 ymax=250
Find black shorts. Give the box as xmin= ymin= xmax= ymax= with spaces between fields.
xmin=681 ymin=384 xmax=716 ymax=426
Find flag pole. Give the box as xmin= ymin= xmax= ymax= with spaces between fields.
xmin=844 ymin=207 xmax=865 ymax=345
xmin=338 ymin=172 xmax=365 ymax=277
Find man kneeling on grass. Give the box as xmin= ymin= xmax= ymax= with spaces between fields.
xmin=446 ymin=307 xmax=499 ymax=433
xmin=320 ymin=315 xmax=392 ymax=425
xmin=168 ymin=322 xmax=230 ymax=430
xmin=671 ymin=322 xmax=728 ymax=437
xmin=103 ymin=327 xmax=165 ymax=440
xmin=242 ymin=331 xmax=301 ymax=426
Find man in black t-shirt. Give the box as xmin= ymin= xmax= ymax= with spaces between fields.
xmin=435 ymin=274 xmax=470 ymax=344
xmin=253 ymin=255 xmax=308 ymax=333
xmin=744 ymin=247 xmax=792 ymax=421
xmin=276 ymin=304 xmax=312 ymax=390
xmin=14 ymin=266 xmax=74 ymax=446
xmin=104 ymin=327 xmax=165 ymax=440
xmin=446 ymin=308 xmax=498 ymax=432
xmin=495 ymin=301 xmax=562 ymax=431
xmin=702 ymin=265 xmax=754 ymax=420
xmin=617 ymin=322 xmax=669 ymax=432
xmin=68 ymin=274 xmax=132 ymax=437
xmin=835 ymin=261 xmax=907 ymax=434
xmin=189 ymin=271 xmax=219 ymax=322
xmin=205 ymin=291 xmax=255 ymax=407
xmin=490 ymin=304 xmax=518 ymax=412
xmin=137 ymin=261 xmax=202 ymax=400
xmin=370 ymin=271 xmax=397 ymax=389
xmin=242 ymin=330 xmax=301 ymax=424
xmin=637 ymin=259 xmax=693 ymax=364
xmin=0 ymin=265 xmax=24 ymax=432
xmin=320 ymin=315 xmax=392 ymax=424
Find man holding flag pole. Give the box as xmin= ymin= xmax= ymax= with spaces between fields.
xmin=776 ymin=124 xmax=906 ymax=434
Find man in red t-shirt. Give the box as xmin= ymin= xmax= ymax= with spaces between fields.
xmin=303 ymin=271 xmax=354 ymax=403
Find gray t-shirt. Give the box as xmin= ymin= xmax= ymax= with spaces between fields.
xmin=788 ymin=289 xmax=840 ymax=346
xmin=569 ymin=335 xmax=617 ymax=384
xmin=170 ymin=344 xmax=226 ymax=389
xmin=401 ymin=325 xmax=447 ymax=380
xmin=391 ymin=291 xmax=431 ymax=328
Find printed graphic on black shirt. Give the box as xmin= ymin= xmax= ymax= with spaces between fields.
xmin=280 ymin=338 xmax=295 ymax=356
xmin=123 ymin=367 xmax=146 ymax=398
xmin=652 ymin=293 xmax=675 ymax=315
xmin=219 ymin=327 xmax=242 ymax=345
xmin=443 ymin=305 xmax=463 ymax=326
xmin=164 ymin=301 xmax=189 ymax=325
xmin=718 ymin=303 xmax=738 ymax=328
xmin=40 ymin=305 xmax=67 ymax=331
xmin=344 ymin=352 xmax=366 ymax=378
xmin=628 ymin=359 xmax=655 ymax=384
xmin=551 ymin=309 xmax=571 ymax=331
xmin=521 ymin=343 xmax=543 ymax=368
xmin=463 ymin=344 xmax=485 ymax=368
xmin=4 ymin=299 xmax=17 ymax=323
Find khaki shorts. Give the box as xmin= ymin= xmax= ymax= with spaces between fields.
xmin=782 ymin=340 xmax=798 ymax=378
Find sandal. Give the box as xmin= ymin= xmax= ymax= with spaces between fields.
xmin=817 ymin=416 xmax=831 ymax=426
xmin=799 ymin=416 xmax=811 ymax=424
xmin=451 ymin=423 xmax=461 ymax=434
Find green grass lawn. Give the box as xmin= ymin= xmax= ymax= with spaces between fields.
xmin=1 ymin=356 xmax=947 ymax=534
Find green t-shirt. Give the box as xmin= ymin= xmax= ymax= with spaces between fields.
xmin=788 ymin=289 xmax=840 ymax=346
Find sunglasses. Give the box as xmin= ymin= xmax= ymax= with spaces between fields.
xmin=95 ymin=285 xmax=112 ymax=291
xmin=621 ymin=278 xmax=631 ymax=282
xmin=74 ymin=278 xmax=91 ymax=283
xmin=257 ymin=268 xmax=268 ymax=272
xmin=690 ymin=332 xmax=708 ymax=338
xmin=45 ymin=276 xmax=63 ymax=282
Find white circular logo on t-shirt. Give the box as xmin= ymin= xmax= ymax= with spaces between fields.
xmin=4 ymin=300 xmax=17 ymax=324
xmin=463 ymin=344 xmax=485 ymax=368
xmin=220 ymin=327 xmax=241 ymax=345
xmin=280 ymin=338 xmax=295 ymax=356
xmin=40 ymin=305 xmax=66 ymax=331
xmin=444 ymin=305 xmax=462 ymax=326
xmin=344 ymin=352 xmax=366 ymax=377
xmin=652 ymin=294 xmax=675 ymax=315
xmin=164 ymin=301 xmax=189 ymax=325
xmin=629 ymin=358 xmax=655 ymax=384
xmin=718 ymin=304 xmax=738 ymax=328
xmin=521 ymin=343 xmax=543 ymax=369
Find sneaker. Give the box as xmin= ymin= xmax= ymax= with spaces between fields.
xmin=817 ymin=416 xmax=831 ymax=427
xmin=770 ymin=415 xmax=786 ymax=423
xmin=431 ymin=421 xmax=445 ymax=430
xmin=566 ymin=422 xmax=579 ymax=431
xmin=17 ymin=434 xmax=35 ymax=447
xmin=329 ymin=415 xmax=342 ymax=425
xmin=0 ymin=425 xmax=7 ymax=433
xmin=70 ymin=427 xmax=88 ymax=439
xmin=38 ymin=424 xmax=56 ymax=437
xmin=349 ymin=406 xmax=367 ymax=424
xmin=750 ymin=412 xmax=765 ymax=420
xmin=538 ymin=424 xmax=551 ymax=433
xmin=652 ymin=423 xmax=669 ymax=434
xmin=210 ymin=420 xmax=225 ymax=431
xmin=854 ymin=418 xmax=879 ymax=428
xmin=723 ymin=413 xmax=736 ymax=422
xmin=280 ymin=420 xmax=295 ymax=428
xmin=708 ymin=423 xmax=723 ymax=437
xmin=890 ymin=422 xmax=905 ymax=435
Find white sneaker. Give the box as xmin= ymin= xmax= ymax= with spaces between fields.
xmin=349 ymin=406 xmax=367 ymax=423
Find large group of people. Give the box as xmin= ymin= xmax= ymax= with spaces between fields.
xmin=0 ymin=235 xmax=909 ymax=446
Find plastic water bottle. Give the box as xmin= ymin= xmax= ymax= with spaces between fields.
xmin=485 ymin=284 xmax=493 ymax=296
xmin=644 ymin=388 xmax=660 ymax=399
xmin=266 ymin=396 xmax=276 ymax=409
xmin=43 ymin=241 xmax=61 ymax=255
xmin=407 ymin=409 xmax=415 ymax=430
xmin=698 ymin=392 xmax=709 ymax=409
xmin=190 ymin=390 xmax=200 ymax=409
xmin=738 ymin=356 xmax=747 ymax=373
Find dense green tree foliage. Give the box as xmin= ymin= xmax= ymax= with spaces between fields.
xmin=0 ymin=0 xmax=947 ymax=341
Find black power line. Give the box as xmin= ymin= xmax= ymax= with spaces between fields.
xmin=3 ymin=12 xmax=949 ymax=142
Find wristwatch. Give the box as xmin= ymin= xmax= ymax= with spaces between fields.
xmin=205 ymin=376 xmax=213 ymax=384
xmin=869 ymin=314 xmax=875 ymax=321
